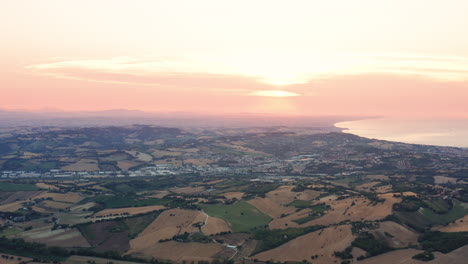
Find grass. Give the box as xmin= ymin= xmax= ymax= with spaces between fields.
xmin=420 ymin=200 xmax=468 ymax=226
xmin=0 ymin=182 xmax=40 ymax=191
xmin=123 ymin=211 xmax=161 ymax=239
xmin=288 ymin=200 xmax=311 ymax=209
xmin=199 ymin=201 xmax=271 ymax=232
xmin=253 ymin=225 xmax=324 ymax=253
xmin=0 ymin=227 xmax=22 ymax=237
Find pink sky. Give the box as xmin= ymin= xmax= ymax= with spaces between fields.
xmin=2 ymin=1 xmax=468 ymax=118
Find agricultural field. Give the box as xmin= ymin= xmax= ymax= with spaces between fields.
xmin=0 ymin=124 xmax=468 ymax=263
xmin=199 ymin=201 xmax=271 ymax=232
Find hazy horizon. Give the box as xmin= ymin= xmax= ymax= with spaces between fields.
xmin=2 ymin=1 xmax=468 ymax=118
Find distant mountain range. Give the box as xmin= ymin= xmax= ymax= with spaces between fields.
xmin=0 ymin=109 xmax=372 ymax=128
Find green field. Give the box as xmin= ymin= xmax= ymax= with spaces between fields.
xmin=0 ymin=227 xmax=22 ymax=237
xmin=199 ymin=201 xmax=271 ymax=232
xmin=0 ymin=182 xmax=40 ymax=191
xmin=420 ymin=200 xmax=468 ymax=225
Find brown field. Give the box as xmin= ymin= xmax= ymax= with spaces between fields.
xmin=319 ymin=194 xmax=339 ymax=202
xmin=153 ymin=158 xmax=183 ymax=167
xmin=17 ymin=226 xmax=90 ymax=248
xmin=146 ymin=190 xmax=170 ymax=198
xmin=433 ymin=215 xmax=468 ymax=232
xmin=0 ymin=201 xmax=25 ymax=212
xmin=34 ymin=192 xmax=83 ymax=203
xmin=248 ymin=197 xmax=296 ymax=218
xmin=184 ymin=158 xmax=214 ymax=166
xmin=125 ymin=150 xmax=153 ymax=162
xmin=351 ymin=247 xmax=367 ymax=261
xmin=129 ymin=209 xmax=206 ymax=252
xmin=0 ymin=191 xmax=44 ymax=205
xmin=429 ymin=245 xmax=468 ymax=264
xmin=117 ymin=160 xmax=142 ymax=171
xmin=62 ymin=159 xmax=99 ymax=171
xmin=272 ymin=195 xmax=400 ymax=228
xmin=357 ymin=249 xmax=425 ymax=264
xmin=35 ymin=182 xmax=59 ymax=190
xmin=94 ymin=205 xmax=165 ymax=217
xmin=252 ymin=225 xmax=355 ymax=264
xmin=434 ymin=176 xmax=458 ymax=184
xmin=268 ymin=208 xmax=313 ymax=229
xmin=39 ymin=200 xmax=72 ymax=210
xmin=375 ymin=185 xmax=393 ymax=193
xmin=295 ymin=189 xmax=323 ymax=201
xmin=201 ymin=216 xmax=232 ymax=235
xmin=267 ymin=185 xmax=297 ymax=204
xmin=372 ymin=221 xmax=418 ymax=248
xmin=355 ymin=182 xmax=380 ymax=191
xmin=223 ymin=192 xmax=244 ymax=200
xmin=365 ymin=174 xmax=390 ymax=181
xmin=151 ymin=150 xmax=183 ymax=158
xmin=70 ymin=202 xmax=98 ymax=212
xmin=216 ymin=143 xmax=268 ymax=155
xmin=129 ymin=241 xmax=224 ymax=262
xmin=171 ymin=186 xmax=205 ymax=195
xmin=204 ymin=179 xmax=225 ymax=185
xmin=0 ymin=254 xmax=33 ymax=264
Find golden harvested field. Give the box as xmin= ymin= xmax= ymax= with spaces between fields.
xmin=357 ymin=249 xmax=425 ymax=264
xmin=62 ymin=159 xmax=99 ymax=171
xmin=171 ymin=186 xmax=205 ymax=194
xmin=0 ymin=201 xmax=25 ymax=212
xmin=274 ymin=195 xmax=400 ymax=228
xmin=125 ymin=150 xmax=153 ymax=162
xmin=94 ymin=205 xmax=165 ymax=217
xmin=355 ymin=182 xmax=380 ymax=191
xmin=429 ymin=245 xmax=468 ymax=264
xmin=34 ymin=192 xmax=83 ymax=203
xmin=223 ymin=192 xmax=244 ymax=200
xmin=252 ymin=225 xmax=355 ymax=264
xmin=295 ymin=189 xmax=323 ymax=201
xmin=267 ymin=185 xmax=297 ymax=204
xmin=319 ymin=194 xmax=339 ymax=202
xmin=17 ymin=226 xmax=90 ymax=248
xmin=146 ymin=190 xmax=170 ymax=198
xmin=129 ymin=241 xmax=224 ymax=262
xmin=434 ymin=176 xmax=458 ymax=184
xmin=375 ymin=185 xmax=393 ymax=193
xmin=433 ymin=215 xmax=468 ymax=232
xmin=151 ymin=150 xmax=183 ymax=158
xmin=70 ymin=202 xmax=98 ymax=212
xmin=204 ymin=179 xmax=225 ymax=185
xmin=117 ymin=160 xmax=141 ymax=171
xmin=201 ymin=215 xmax=232 ymax=235
xmin=216 ymin=143 xmax=268 ymax=155
xmin=35 ymin=182 xmax=59 ymax=190
xmin=372 ymin=221 xmax=418 ymax=248
xmin=269 ymin=208 xmax=313 ymax=229
xmin=129 ymin=209 xmax=206 ymax=252
xmin=248 ymin=197 xmax=296 ymax=218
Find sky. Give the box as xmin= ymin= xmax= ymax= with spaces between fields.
xmin=1 ymin=0 xmax=468 ymax=118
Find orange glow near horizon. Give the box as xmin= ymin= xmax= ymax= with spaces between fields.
xmin=1 ymin=1 xmax=468 ymax=118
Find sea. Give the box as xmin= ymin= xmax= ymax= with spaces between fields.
xmin=335 ymin=118 xmax=468 ymax=148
